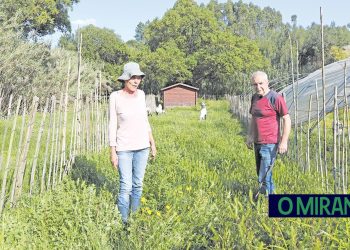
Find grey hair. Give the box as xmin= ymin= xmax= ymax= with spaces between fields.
xmin=251 ymin=71 xmax=268 ymax=82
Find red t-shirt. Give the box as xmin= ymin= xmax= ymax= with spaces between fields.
xmin=249 ymin=90 xmax=289 ymax=144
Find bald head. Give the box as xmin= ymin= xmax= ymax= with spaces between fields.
xmin=251 ymin=71 xmax=270 ymax=96
xmin=251 ymin=71 xmax=268 ymax=83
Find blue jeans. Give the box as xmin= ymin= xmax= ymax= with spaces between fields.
xmin=117 ymin=148 xmax=150 ymax=223
xmin=254 ymin=144 xmax=277 ymax=194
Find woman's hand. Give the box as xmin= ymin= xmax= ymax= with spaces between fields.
xmin=110 ymin=150 xmax=118 ymax=170
xmin=151 ymin=144 xmax=157 ymax=160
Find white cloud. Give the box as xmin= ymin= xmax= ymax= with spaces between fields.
xmin=72 ymin=18 xmax=97 ymax=28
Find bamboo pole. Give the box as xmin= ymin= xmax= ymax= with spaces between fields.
xmin=41 ymin=96 xmax=55 ymax=193
xmin=296 ymin=41 xmax=300 ymax=165
xmin=29 ymin=98 xmax=49 ymax=195
xmin=307 ymin=95 xmax=312 ymax=172
xmin=67 ymin=98 xmax=77 ymax=173
xmin=85 ymin=96 xmax=90 ymax=153
xmin=333 ymin=86 xmax=338 ymax=193
xmin=300 ymin=121 xmax=303 ymax=170
xmin=56 ymin=94 xmax=64 ymax=183
xmin=315 ymin=80 xmax=323 ymax=182
xmin=342 ymin=109 xmax=346 ymax=194
xmin=342 ymin=62 xmax=348 ymax=193
xmin=98 ymin=71 xmax=102 ymax=150
xmin=289 ymin=33 xmax=297 ymax=161
xmin=337 ymin=108 xmax=341 ymax=192
xmin=53 ymin=94 xmax=63 ymax=188
xmin=0 ymin=97 xmax=22 ymax=214
xmin=94 ymin=88 xmax=98 ymax=152
xmin=320 ymin=7 xmax=328 ymax=192
xmin=76 ymin=33 xmax=83 ymax=154
xmin=103 ymin=95 xmax=108 ymax=146
xmin=60 ymin=58 xmax=70 ymax=180
xmin=47 ymin=96 xmax=57 ymax=189
xmin=9 ymin=99 xmax=26 ymax=205
xmin=0 ymin=94 xmax=13 ymax=170
xmin=344 ymin=62 xmax=349 ymax=192
xmin=91 ymin=90 xmax=95 ymax=153
xmin=13 ymin=96 xmax=39 ymax=204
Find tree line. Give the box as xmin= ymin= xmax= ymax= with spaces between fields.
xmin=1 ymin=0 xmax=350 ymax=99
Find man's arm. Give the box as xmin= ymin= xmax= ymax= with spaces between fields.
xmin=278 ymin=114 xmax=291 ymax=154
xmin=246 ymin=117 xmax=255 ymax=149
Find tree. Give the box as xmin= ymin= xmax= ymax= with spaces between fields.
xmin=0 ymin=0 xmax=79 ymax=37
xmin=59 ymin=25 xmax=131 ymax=82
xmin=137 ymin=41 xmax=193 ymax=94
xmin=192 ymin=31 xmax=269 ymax=95
xmin=144 ymin=0 xmax=222 ymax=55
xmin=135 ymin=21 xmax=150 ymax=42
xmin=291 ymin=15 xmax=297 ymax=28
xmin=141 ymin=0 xmax=269 ymax=95
xmin=330 ymin=46 xmax=349 ymax=61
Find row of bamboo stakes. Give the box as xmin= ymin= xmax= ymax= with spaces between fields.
xmin=0 ymin=34 xmax=109 ymax=214
xmin=0 ymin=87 xmax=109 ymax=214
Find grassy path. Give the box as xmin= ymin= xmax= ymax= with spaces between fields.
xmin=1 ymin=100 xmax=349 ymax=249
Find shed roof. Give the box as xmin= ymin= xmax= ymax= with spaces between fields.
xmin=161 ymin=83 xmax=199 ymax=92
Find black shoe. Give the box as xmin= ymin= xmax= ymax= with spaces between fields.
xmin=259 ymin=185 xmax=267 ymax=195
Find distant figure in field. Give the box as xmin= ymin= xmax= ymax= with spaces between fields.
xmin=199 ymin=102 xmax=207 ymax=120
xmin=155 ymin=104 xmax=164 ymax=115
xmin=246 ymin=71 xmax=291 ymax=197
xmin=146 ymin=107 xmax=152 ymax=116
xmin=332 ymin=120 xmax=343 ymax=136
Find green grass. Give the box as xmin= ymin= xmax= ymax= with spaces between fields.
xmin=1 ymin=100 xmax=350 ymax=249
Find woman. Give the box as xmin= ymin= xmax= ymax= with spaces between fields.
xmin=108 ymin=62 xmax=156 ymax=224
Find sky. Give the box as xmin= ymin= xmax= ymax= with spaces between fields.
xmin=48 ymin=0 xmax=350 ymax=44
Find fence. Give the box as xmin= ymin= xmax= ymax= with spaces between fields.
xmin=0 ymin=88 xmax=108 ymax=214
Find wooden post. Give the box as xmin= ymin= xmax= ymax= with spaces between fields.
xmin=9 ymin=99 xmax=26 ymax=205
xmin=47 ymin=96 xmax=57 ymax=189
xmin=68 ymin=98 xmax=78 ymax=171
xmin=53 ymin=94 xmax=63 ymax=188
xmin=307 ymin=95 xmax=312 ymax=171
xmin=13 ymin=96 xmax=39 ymax=204
xmin=29 ymin=98 xmax=49 ymax=195
xmin=60 ymin=59 xmax=71 ymax=180
xmin=342 ymin=62 xmax=348 ymax=193
xmin=0 ymin=94 xmax=13 ymax=171
xmin=315 ymin=80 xmax=323 ymax=176
xmin=320 ymin=7 xmax=328 ymax=192
xmin=76 ymin=33 xmax=83 ymax=154
xmin=0 ymin=97 xmax=22 ymax=213
xmin=289 ymin=33 xmax=297 ymax=161
xmin=41 ymin=96 xmax=55 ymax=193
xmin=333 ymin=86 xmax=338 ymax=193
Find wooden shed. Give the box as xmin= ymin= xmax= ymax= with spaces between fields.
xmin=161 ymin=83 xmax=199 ymax=108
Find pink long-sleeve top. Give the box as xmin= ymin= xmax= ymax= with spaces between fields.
xmin=108 ymin=89 xmax=151 ymax=151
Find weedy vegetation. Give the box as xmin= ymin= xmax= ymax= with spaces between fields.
xmin=1 ymin=100 xmax=350 ymax=249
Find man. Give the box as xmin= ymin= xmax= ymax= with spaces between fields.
xmin=246 ymin=71 xmax=291 ymax=196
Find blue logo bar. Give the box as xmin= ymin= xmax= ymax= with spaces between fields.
xmin=269 ymin=194 xmax=350 ymax=217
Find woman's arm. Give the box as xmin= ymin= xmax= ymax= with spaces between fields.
xmin=108 ymin=92 xmax=118 ymax=169
xmin=149 ymin=131 xmax=157 ymax=159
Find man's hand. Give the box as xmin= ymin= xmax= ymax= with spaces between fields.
xmin=246 ymin=137 xmax=254 ymax=150
xmin=278 ymin=141 xmax=288 ymax=154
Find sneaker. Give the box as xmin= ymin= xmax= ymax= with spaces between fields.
xmin=259 ymin=185 xmax=267 ymax=195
